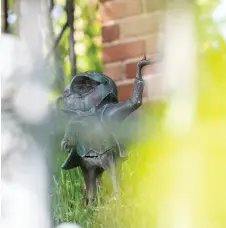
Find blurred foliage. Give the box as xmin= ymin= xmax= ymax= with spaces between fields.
xmin=89 ymin=1 xmax=226 ymax=227
xmin=52 ymin=0 xmax=102 ymax=94
xmin=5 ymin=0 xmax=226 ymax=227
xmin=3 ymin=0 xmax=102 ymax=96
xmin=51 ymin=101 xmax=167 ymax=227
xmin=196 ymin=0 xmax=226 ymax=119
xmin=51 ymin=0 xmax=226 ymax=227
xmin=2 ymin=0 xmax=17 ymax=33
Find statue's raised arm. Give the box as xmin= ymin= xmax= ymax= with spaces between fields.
xmin=105 ymin=55 xmax=151 ymax=121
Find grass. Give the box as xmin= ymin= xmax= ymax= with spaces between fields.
xmin=50 ymin=102 xmax=166 ymax=228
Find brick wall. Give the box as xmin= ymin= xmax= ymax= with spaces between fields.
xmin=100 ymin=0 xmax=164 ymax=102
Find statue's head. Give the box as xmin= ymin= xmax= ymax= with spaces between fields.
xmin=61 ymin=71 xmax=118 ymax=114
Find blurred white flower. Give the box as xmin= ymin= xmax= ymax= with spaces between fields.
xmin=56 ymin=223 xmax=81 ymax=228
xmin=212 ymin=1 xmax=226 ymax=41
xmin=212 ymin=1 xmax=226 ymax=23
xmin=219 ymin=24 xmax=226 ymax=40
xmin=7 ymin=13 xmax=17 ymax=24
xmin=12 ymin=81 xmax=49 ymax=124
xmin=211 ymin=40 xmax=219 ymax=48
xmin=75 ymin=7 xmax=82 ymax=18
xmin=75 ymin=31 xmax=85 ymax=41
xmin=207 ymin=26 xmax=213 ymax=34
xmin=0 ymin=34 xmax=49 ymax=124
xmin=51 ymin=4 xmax=63 ymax=20
xmin=75 ymin=19 xmax=84 ymax=30
xmin=0 ymin=35 xmax=32 ymax=101
xmin=75 ymin=43 xmax=86 ymax=55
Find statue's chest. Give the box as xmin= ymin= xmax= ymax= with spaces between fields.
xmin=74 ymin=115 xmax=115 ymax=156
xmin=80 ymin=116 xmax=108 ymax=140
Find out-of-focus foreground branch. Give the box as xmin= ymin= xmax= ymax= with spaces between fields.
xmin=1 ymin=0 xmax=79 ymax=228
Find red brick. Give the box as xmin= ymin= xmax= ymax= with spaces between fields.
xmin=102 ymin=23 xmax=119 ymax=43
xmin=117 ymin=83 xmax=133 ymax=100
xmin=100 ymin=0 xmax=141 ymax=22
xmin=119 ymin=13 xmax=161 ymax=38
xmin=145 ymin=34 xmax=159 ymax=55
xmin=103 ymin=63 xmax=122 ymax=81
xmin=125 ymin=62 xmax=137 ymax=78
xmin=117 ymin=82 xmax=146 ymax=101
xmin=125 ymin=61 xmax=156 ymax=79
xmin=100 ymin=0 xmax=112 ymax=3
xmin=145 ymin=0 xmax=165 ymax=12
xmin=142 ymin=64 xmax=156 ymax=76
xmin=103 ymin=40 xmax=145 ymax=63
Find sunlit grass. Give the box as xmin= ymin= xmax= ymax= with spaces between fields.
xmin=52 ymin=1 xmax=226 ymax=227
xmin=51 ymin=103 xmax=166 ymax=227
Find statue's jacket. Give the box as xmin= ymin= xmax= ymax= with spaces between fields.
xmin=61 ymin=75 xmax=144 ymax=170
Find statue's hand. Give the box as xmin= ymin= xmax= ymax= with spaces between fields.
xmin=138 ymin=54 xmax=152 ymax=68
xmin=136 ymin=54 xmax=151 ymax=80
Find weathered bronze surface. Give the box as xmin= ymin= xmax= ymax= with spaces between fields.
xmin=56 ymin=55 xmax=151 ymax=204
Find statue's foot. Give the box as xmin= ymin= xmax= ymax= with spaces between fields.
xmin=83 ymin=197 xmax=96 ymax=207
xmin=83 ymin=197 xmax=89 ymax=207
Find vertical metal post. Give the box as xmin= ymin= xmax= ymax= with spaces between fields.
xmin=66 ymin=0 xmax=76 ymax=77
xmin=1 ymin=0 xmax=8 ymax=33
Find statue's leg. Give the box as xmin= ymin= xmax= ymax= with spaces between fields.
xmin=95 ymin=167 xmax=104 ymax=203
xmin=116 ymin=160 xmax=123 ymax=189
xmin=105 ymin=152 xmax=118 ymax=198
xmin=81 ymin=166 xmax=98 ymax=206
xmin=117 ymin=145 xmax=127 ymax=186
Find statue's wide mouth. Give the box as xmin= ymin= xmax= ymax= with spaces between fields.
xmin=71 ymin=76 xmax=101 ymax=96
